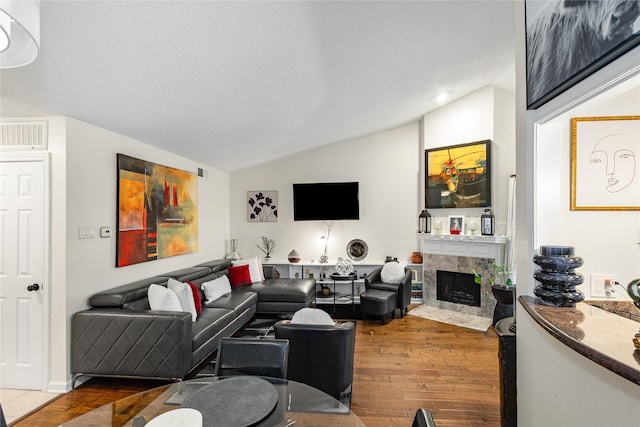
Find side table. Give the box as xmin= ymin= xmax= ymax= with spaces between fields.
xmin=329 ymin=272 xmax=357 ymax=314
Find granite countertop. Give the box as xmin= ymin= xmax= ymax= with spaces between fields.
xmin=520 ymin=295 xmax=640 ymax=386
xmin=584 ymin=300 xmax=640 ymax=323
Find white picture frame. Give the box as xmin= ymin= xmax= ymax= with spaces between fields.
xmin=447 ymin=215 xmax=465 ymax=234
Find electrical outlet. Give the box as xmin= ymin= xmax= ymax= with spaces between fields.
xmin=590 ymin=273 xmax=615 ymax=297
xmin=100 ymin=226 xmax=111 ymax=238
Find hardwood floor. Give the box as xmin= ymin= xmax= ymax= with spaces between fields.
xmin=351 ymin=311 xmax=500 ymax=427
xmin=12 ymin=309 xmax=500 ymax=426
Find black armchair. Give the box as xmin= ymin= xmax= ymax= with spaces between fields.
xmin=365 ymin=265 xmax=412 ymax=317
xmin=274 ymin=320 xmax=356 ymax=406
xmin=214 ymin=337 xmax=289 ymax=379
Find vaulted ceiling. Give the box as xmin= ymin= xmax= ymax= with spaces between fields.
xmin=0 ymin=1 xmax=515 ymax=172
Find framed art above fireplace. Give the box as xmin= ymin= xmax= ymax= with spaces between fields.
xmin=425 ymin=140 xmax=491 ymax=209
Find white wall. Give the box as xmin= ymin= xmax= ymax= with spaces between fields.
xmin=229 ymin=123 xmax=421 ymax=263
xmin=51 ymin=118 xmax=230 ymax=389
xmin=48 ymin=117 xmax=69 ymax=392
xmin=228 ymin=87 xmax=515 ymax=266
xmin=423 ymin=86 xmax=516 ymax=228
xmin=514 ymin=0 xmax=640 ymax=423
xmin=536 ymin=78 xmax=640 ymax=298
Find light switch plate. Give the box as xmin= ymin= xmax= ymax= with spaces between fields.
xmin=78 ymin=226 xmax=95 ymax=239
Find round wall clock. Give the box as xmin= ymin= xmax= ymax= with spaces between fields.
xmin=346 ymin=239 xmax=368 ymax=261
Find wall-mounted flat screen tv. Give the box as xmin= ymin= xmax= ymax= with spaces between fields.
xmin=293 ymin=182 xmax=359 ymax=221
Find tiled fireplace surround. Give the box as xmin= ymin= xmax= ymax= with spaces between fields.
xmin=418 ymin=235 xmax=507 ymax=319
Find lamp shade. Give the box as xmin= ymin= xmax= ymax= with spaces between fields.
xmin=0 ymin=0 xmax=40 ymax=69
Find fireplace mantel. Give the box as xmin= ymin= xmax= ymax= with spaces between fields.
xmin=417 ymin=234 xmax=507 ymax=265
xmin=417 ymin=234 xmax=508 ymax=318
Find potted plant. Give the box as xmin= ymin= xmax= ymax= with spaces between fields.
xmin=473 ymin=262 xmax=515 ymax=325
xmin=256 ymin=236 xmax=276 ymax=262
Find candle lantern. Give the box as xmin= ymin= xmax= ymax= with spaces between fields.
xmin=481 ymin=208 xmax=495 ymax=236
xmin=418 ymin=210 xmax=431 ymax=233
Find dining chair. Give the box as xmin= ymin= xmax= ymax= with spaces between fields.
xmin=274 ymin=319 xmax=355 ymax=406
xmin=412 ymin=408 xmax=436 ymax=427
xmin=0 ymin=403 xmax=6 ymax=427
xmin=214 ymin=337 xmax=289 ymax=379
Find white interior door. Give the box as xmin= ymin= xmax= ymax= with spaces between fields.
xmin=0 ymin=160 xmax=46 ymax=389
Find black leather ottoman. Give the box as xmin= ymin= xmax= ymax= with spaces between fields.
xmin=360 ymin=289 xmax=397 ymax=324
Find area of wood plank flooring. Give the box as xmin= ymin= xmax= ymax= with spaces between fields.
xmin=12 ymin=309 xmax=500 ymax=426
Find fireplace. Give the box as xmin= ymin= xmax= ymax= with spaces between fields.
xmin=417 ymin=234 xmax=506 ymax=319
xmin=422 ymin=253 xmax=497 ymax=318
xmin=436 ymin=270 xmax=480 ymax=307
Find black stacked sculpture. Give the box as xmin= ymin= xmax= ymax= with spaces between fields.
xmin=533 ymin=245 xmax=584 ymax=307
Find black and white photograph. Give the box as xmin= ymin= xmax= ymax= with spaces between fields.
xmin=526 ymin=0 xmax=640 ymax=109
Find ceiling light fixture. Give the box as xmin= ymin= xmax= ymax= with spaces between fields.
xmin=0 ymin=0 xmax=40 ymax=69
xmin=0 ymin=11 xmax=10 ymax=52
xmin=436 ymin=92 xmax=449 ymax=103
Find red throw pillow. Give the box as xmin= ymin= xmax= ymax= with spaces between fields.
xmin=228 ymin=264 xmax=252 ymax=288
xmin=186 ymin=281 xmax=202 ymax=315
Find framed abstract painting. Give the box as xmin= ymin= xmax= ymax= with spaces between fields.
xmin=425 ymin=140 xmax=491 ymax=209
xmin=117 ymin=154 xmax=198 ymax=267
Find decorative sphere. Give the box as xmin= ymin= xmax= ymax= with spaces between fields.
xmin=335 ymin=257 xmax=354 ymax=276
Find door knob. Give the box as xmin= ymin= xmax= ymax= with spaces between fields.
xmin=27 ymin=284 xmax=40 ymax=291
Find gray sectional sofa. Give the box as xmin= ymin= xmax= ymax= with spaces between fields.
xmin=71 ymin=259 xmax=315 ymax=387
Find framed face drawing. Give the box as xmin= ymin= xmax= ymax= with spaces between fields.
xmin=570 ymin=116 xmax=640 ymax=210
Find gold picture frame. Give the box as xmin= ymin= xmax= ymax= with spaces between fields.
xmin=570 ymin=116 xmax=640 ymax=211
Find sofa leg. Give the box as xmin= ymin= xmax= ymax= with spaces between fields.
xmin=71 ymin=374 xmax=81 ymax=389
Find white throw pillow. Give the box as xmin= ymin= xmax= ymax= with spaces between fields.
xmin=168 ymin=278 xmax=198 ymax=322
xmin=380 ymin=262 xmax=406 ymax=284
xmin=291 ymin=307 xmax=335 ymax=325
xmin=201 ymin=275 xmax=232 ymax=304
xmin=232 ymin=257 xmax=263 ymax=283
xmin=148 ymin=284 xmax=182 ymax=312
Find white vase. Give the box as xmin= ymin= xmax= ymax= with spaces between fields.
xmin=225 ymin=239 xmax=241 ymax=260
xmin=288 ymin=249 xmax=300 ymax=263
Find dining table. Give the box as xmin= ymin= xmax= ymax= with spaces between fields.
xmin=60 ymin=375 xmax=366 ymax=426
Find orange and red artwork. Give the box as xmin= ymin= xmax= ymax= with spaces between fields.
xmin=425 ymin=140 xmax=491 ymax=209
xmin=117 ymin=154 xmax=198 ymax=267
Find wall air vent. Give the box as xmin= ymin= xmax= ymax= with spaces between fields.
xmin=0 ymin=120 xmax=48 ymax=150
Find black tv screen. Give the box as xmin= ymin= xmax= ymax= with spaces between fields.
xmin=293 ymin=182 xmax=360 ymax=221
